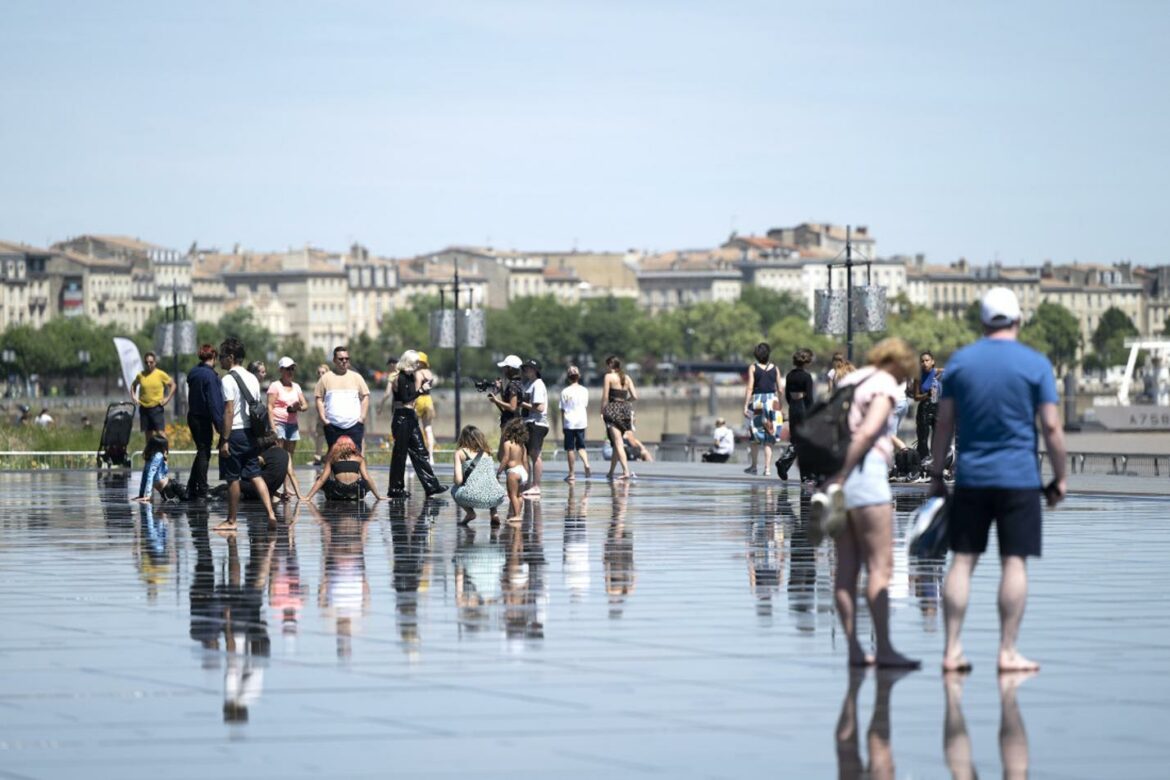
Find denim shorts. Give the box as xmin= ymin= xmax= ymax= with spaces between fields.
xmin=563 ymin=428 xmax=586 ymax=451
xmin=275 ymin=421 xmax=300 ymax=441
xmin=843 ymin=450 xmax=892 ymax=510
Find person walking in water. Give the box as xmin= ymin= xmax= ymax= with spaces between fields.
xmin=386 ymin=350 xmax=446 ymax=499
xmin=822 ymin=337 xmax=921 ymax=669
xmin=601 ymin=356 xmax=638 ymax=481
xmin=742 ymin=342 xmax=784 ymax=477
xmin=186 ymin=344 xmax=223 ymax=499
xmin=931 ymin=288 xmax=1067 ymax=673
xmin=776 ymin=347 xmax=815 ymax=481
xmin=560 ymin=365 xmax=592 ymax=482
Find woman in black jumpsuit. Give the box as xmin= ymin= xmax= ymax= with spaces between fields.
xmin=387 ymin=350 xmax=446 ymax=499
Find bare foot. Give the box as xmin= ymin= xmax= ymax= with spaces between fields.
xmin=460 ymin=511 xmax=475 ymax=525
xmin=584 ymin=466 xmax=592 ymax=478
xmin=213 ymin=520 xmax=238 ymax=535
xmin=943 ymin=650 xmax=973 ymax=673
xmin=876 ymin=651 xmax=922 ymax=669
xmin=998 ymin=650 xmax=1040 ymax=673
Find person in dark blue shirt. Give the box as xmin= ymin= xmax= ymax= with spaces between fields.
xmin=186 ymin=344 xmax=225 ymax=499
xmin=913 ymin=351 xmax=942 ymax=460
xmin=930 ymin=288 xmax=1067 ymax=674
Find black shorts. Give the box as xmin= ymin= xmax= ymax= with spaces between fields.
xmin=526 ymin=423 xmax=548 ymax=458
xmin=563 ymin=428 xmax=586 ymax=451
xmin=139 ymin=405 xmax=165 ymax=432
xmin=949 ymin=487 xmax=1042 ymax=558
xmin=219 ymin=429 xmax=261 ymax=483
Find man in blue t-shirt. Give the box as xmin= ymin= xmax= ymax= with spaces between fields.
xmin=930 ymin=287 xmax=1067 ymax=674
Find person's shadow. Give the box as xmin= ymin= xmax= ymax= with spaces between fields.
xmin=944 ymin=671 xmax=1033 ymax=780
xmin=835 ymin=667 xmax=915 ymax=779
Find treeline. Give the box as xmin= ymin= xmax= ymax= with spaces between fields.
xmin=0 ymin=286 xmax=1140 ymax=392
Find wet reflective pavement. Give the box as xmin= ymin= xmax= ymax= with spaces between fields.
xmin=1 ymin=471 xmax=1168 ymax=778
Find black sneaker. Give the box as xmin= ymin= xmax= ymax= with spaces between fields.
xmin=425 ymin=485 xmax=449 ymax=497
xmin=386 ymin=490 xmax=411 ymax=499
xmin=775 ymin=459 xmax=788 ymax=481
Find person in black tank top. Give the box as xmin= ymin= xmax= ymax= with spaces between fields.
xmin=742 ymin=342 xmax=784 ymax=476
xmin=776 ymin=348 xmax=816 ymax=481
xmin=305 ymin=434 xmax=382 ymax=501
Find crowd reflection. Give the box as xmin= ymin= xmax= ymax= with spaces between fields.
xmin=387 ymin=501 xmax=435 ymax=658
xmin=309 ymin=502 xmax=370 ymax=659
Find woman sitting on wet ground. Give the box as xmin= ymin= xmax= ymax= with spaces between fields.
xmin=496 ymin=418 xmax=529 ymax=520
xmin=135 ymin=433 xmax=187 ymax=503
xmin=451 ymin=424 xmax=506 ymax=525
xmin=305 ymin=435 xmax=383 ymax=502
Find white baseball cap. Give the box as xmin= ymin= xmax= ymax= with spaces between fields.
xmin=496 ymin=355 xmax=522 ymax=369
xmin=277 ymin=356 xmax=296 ymax=369
xmin=980 ymin=287 xmax=1021 ymax=327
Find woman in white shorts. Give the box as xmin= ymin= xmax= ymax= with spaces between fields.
xmin=824 ymin=338 xmax=920 ymax=669
xmin=268 ymin=357 xmax=308 ymax=455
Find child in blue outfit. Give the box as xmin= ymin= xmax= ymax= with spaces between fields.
xmin=136 ymin=433 xmax=187 ymax=502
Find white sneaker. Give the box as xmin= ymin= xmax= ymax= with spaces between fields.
xmin=809 ymin=490 xmax=830 ymax=531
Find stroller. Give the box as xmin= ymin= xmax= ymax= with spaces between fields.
xmin=97 ymin=402 xmax=135 ymax=468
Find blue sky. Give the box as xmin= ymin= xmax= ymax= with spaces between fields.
xmin=2 ymin=1 xmax=1167 ymax=265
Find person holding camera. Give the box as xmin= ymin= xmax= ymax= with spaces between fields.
xmin=486 ymin=354 xmax=524 ymax=459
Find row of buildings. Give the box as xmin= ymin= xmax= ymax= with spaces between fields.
xmin=0 ymin=225 xmax=1166 ymax=352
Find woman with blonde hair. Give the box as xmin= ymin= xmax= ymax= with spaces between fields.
xmin=820 ymin=337 xmax=920 ymax=669
xmin=387 ymin=349 xmax=446 ymax=499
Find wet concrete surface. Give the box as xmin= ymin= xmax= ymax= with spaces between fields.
xmin=0 ymin=470 xmax=1168 ymax=778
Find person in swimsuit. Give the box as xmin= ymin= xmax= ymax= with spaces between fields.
xmin=414 ymin=351 xmax=437 ymax=464
xmin=742 ymin=342 xmax=784 ymax=477
xmin=387 ymin=350 xmax=446 ymax=499
xmin=601 ymin=355 xmax=638 ymax=480
xmin=496 ymin=418 xmax=529 ymax=520
xmin=305 ymin=435 xmax=382 ymax=502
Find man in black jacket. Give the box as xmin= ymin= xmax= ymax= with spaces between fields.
xmin=186 ymin=344 xmax=224 ymax=499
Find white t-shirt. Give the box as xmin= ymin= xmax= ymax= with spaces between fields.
xmin=34 ymin=413 xmax=53 ymax=427
xmin=222 ymin=366 xmax=262 ymax=431
xmin=560 ymin=383 xmax=589 ymax=430
xmin=523 ymin=378 xmax=549 ymax=428
xmin=713 ymin=425 xmax=735 ymax=455
xmin=315 ymin=369 xmax=369 ymax=429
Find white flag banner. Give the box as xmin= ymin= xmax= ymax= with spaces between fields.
xmin=113 ymin=337 xmax=143 ymax=392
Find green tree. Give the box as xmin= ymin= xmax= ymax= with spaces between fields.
xmin=673 ymin=302 xmax=763 ymax=362
xmin=217 ymin=309 xmax=276 ymax=363
xmin=1163 ymin=315 xmax=1170 ymax=336
xmin=765 ymin=315 xmax=838 ymax=367
xmin=884 ymin=306 xmax=977 ymax=363
xmin=738 ymin=286 xmax=810 ymax=331
xmin=1090 ymin=306 xmax=1139 ymax=368
xmin=1020 ymin=302 xmax=1081 ymax=374
xmin=963 ymin=300 xmax=983 ymax=335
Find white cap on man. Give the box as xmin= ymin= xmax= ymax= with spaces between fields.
xmin=497 ymin=355 xmax=522 ymax=369
xmin=980 ymin=287 xmax=1022 ymax=327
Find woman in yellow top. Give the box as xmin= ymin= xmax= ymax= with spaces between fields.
xmin=415 ymin=352 xmax=437 ymax=464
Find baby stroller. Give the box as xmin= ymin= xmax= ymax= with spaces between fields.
xmin=97 ymin=402 xmax=135 ymax=468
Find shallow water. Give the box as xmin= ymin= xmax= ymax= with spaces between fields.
xmin=0 ymin=471 xmax=1167 ymax=778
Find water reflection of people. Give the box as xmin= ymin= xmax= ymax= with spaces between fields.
xmin=604 ymin=480 xmax=635 ymax=619
xmin=501 ymin=498 xmax=547 ymax=641
xmin=944 ymin=671 xmax=1032 ymax=779
xmin=783 ymin=491 xmax=820 ymax=632
xmin=187 ymin=512 xmax=274 ymax=723
xmin=453 ymin=524 xmax=505 ymax=634
xmin=835 ymin=668 xmax=912 ymax=779
xmin=746 ymin=516 xmax=784 ymax=621
xmin=269 ymin=508 xmax=305 ymax=642
xmin=135 ymin=503 xmax=171 ymax=601
xmin=388 ymin=501 xmax=435 ymax=657
xmin=563 ymin=484 xmax=590 ymax=603
xmin=310 ymin=501 xmax=370 ymax=659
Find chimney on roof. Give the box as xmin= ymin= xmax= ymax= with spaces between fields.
xmin=856 ymin=226 xmax=868 ymax=237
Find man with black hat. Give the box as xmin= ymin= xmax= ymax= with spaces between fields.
xmin=519 ymin=358 xmax=549 ymax=496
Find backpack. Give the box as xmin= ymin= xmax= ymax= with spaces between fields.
xmin=229 ymin=371 xmax=270 ymax=438
xmin=791 ymin=371 xmax=880 ymax=479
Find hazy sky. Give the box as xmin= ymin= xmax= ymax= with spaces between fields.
xmin=2 ymin=1 xmax=1167 ymax=265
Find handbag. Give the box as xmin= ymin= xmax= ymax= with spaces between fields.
xmin=453 ymin=451 xmax=506 ymax=509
